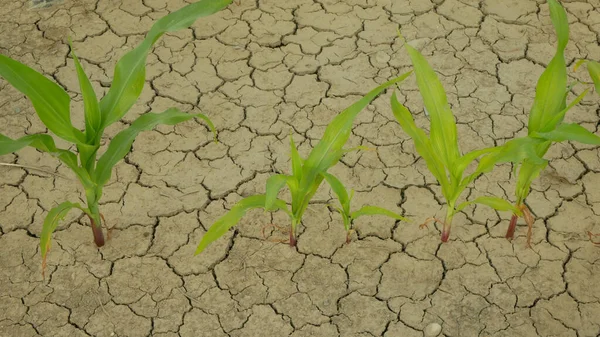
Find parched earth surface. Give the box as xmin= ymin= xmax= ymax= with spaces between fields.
xmin=1 ymin=0 xmax=600 ymax=336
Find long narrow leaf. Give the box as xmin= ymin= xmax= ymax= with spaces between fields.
xmin=532 ymin=123 xmax=600 ymax=145
xmin=265 ymin=174 xmax=290 ymax=211
xmin=390 ymin=92 xmax=449 ymax=196
xmin=99 ymin=0 xmax=233 ymax=128
xmin=289 ymin=135 xmax=303 ymax=182
xmin=516 ymin=160 xmax=548 ymax=202
xmin=195 ymin=195 xmax=289 ymax=254
xmin=458 ymin=137 xmax=548 ymax=195
xmin=0 ymin=133 xmax=77 ymax=171
xmin=543 ymin=89 xmax=590 ymax=129
xmin=350 ymin=205 xmax=408 ymax=222
xmin=452 ymin=147 xmax=497 ymax=180
xmin=527 ymin=0 xmax=569 ymax=132
xmin=321 ymin=172 xmax=349 ymax=214
xmin=0 ymin=55 xmax=84 ymax=143
xmin=40 ymin=201 xmax=86 ymax=271
xmin=69 ymin=40 xmax=102 ymax=144
xmin=456 ymin=196 xmax=521 ymax=214
xmin=587 ymin=60 xmax=600 ymax=94
xmin=299 ymin=72 xmax=412 ymax=194
xmin=95 ymin=108 xmax=215 ymax=188
xmin=404 ymin=43 xmax=460 ymax=168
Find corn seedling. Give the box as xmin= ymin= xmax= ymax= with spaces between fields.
xmin=390 ymin=36 xmax=546 ymax=242
xmin=499 ymin=0 xmax=600 ymax=246
xmin=195 ymin=73 xmax=413 ymax=254
xmin=0 ymin=0 xmax=232 ymax=271
xmin=323 ymin=172 xmax=408 ymax=243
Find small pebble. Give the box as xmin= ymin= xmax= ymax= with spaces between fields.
xmin=425 ymin=322 xmax=442 ymax=336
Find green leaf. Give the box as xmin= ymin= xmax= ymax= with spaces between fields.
xmin=299 ymin=73 xmax=412 ymax=195
xmin=0 ymin=133 xmax=77 ymax=170
xmin=544 ymin=88 xmax=589 ymax=128
xmin=265 ymin=174 xmax=290 ymax=211
xmin=548 ymin=0 xmax=569 ymax=51
xmin=528 ymin=0 xmax=569 ymax=132
xmin=99 ymin=0 xmax=233 ymax=128
xmin=516 ymin=160 xmax=549 ymax=202
xmin=452 ymin=147 xmax=497 ymax=180
xmin=289 ymin=135 xmax=303 ymax=182
xmin=0 ymin=133 xmax=95 ymax=189
xmin=458 ymin=137 xmax=548 ymax=196
xmin=195 ymin=195 xmax=289 ymax=254
xmin=587 ymin=60 xmax=600 ymax=94
xmin=321 ymin=172 xmax=350 ymax=214
xmin=350 ymin=205 xmax=408 ymax=222
xmin=40 ymin=201 xmax=86 ymax=268
xmin=69 ymin=39 xmax=102 ymax=144
xmin=456 ymin=196 xmax=521 ymax=214
xmin=404 ymin=43 xmax=460 ymax=168
xmin=532 ymin=123 xmax=600 ymax=145
xmin=95 ymin=108 xmax=214 ymax=188
xmin=0 ymin=55 xmax=84 ymax=143
xmin=390 ymin=92 xmax=450 ymax=196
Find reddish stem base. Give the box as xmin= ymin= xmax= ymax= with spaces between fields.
xmin=506 ymin=214 xmax=518 ymax=240
xmin=441 ymin=229 xmax=450 ymax=242
xmin=289 ymin=229 xmax=297 ymax=247
xmin=88 ymin=216 xmax=105 ymax=247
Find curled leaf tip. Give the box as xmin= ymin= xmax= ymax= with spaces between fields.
xmin=573 ymin=59 xmax=587 ymax=72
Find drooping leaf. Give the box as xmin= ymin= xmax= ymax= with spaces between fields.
xmin=456 ymin=196 xmax=521 ymax=214
xmin=404 ymin=43 xmax=460 ymax=168
xmin=532 ymin=123 xmax=600 ymax=145
xmin=265 ymin=174 xmax=291 ymax=211
xmin=0 ymin=133 xmax=96 ymax=190
xmin=40 ymin=201 xmax=86 ymax=273
xmin=195 ymin=195 xmax=289 ymax=254
xmin=299 ymin=73 xmax=412 ymax=195
xmin=527 ymin=0 xmax=569 ymax=132
xmin=321 ymin=172 xmax=349 ymax=214
xmin=95 ymin=108 xmax=215 ymax=188
xmin=350 ymin=205 xmax=408 ymax=222
xmin=586 ymin=60 xmax=600 ymax=94
xmin=0 ymin=133 xmax=75 ymax=172
xmin=99 ymin=0 xmax=233 ymax=128
xmin=69 ymin=39 xmax=102 ymax=144
xmin=0 ymin=55 xmax=84 ymax=143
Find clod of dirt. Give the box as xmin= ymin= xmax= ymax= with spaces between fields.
xmin=425 ymin=322 xmax=442 ymax=336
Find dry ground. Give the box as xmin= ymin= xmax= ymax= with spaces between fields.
xmin=1 ymin=0 xmax=600 ymax=336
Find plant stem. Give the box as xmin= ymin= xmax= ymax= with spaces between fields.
xmin=289 ymin=218 xmax=298 ymax=247
xmin=88 ymin=214 xmax=105 ymax=247
xmin=506 ymin=212 xmax=519 ymax=240
xmin=441 ymin=207 xmax=454 ymax=242
xmin=87 ymin=202 xmax=105 ymax=247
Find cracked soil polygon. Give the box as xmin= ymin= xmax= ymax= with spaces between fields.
xmin=1 ymin=0 xmax=600 ymax=336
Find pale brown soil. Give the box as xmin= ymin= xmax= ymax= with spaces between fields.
xmin=1 ymin=0 xmax=600 ymax=336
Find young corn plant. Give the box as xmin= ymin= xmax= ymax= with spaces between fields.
xmin=0 ymin=0 xmax=231 ymax=271
xmin=323 ymin=172 xmax=408 ymax=243
xmin=390 ymin=37 xmax=546 ymax=242
xmin=500 ymin=0 xmax=600 ymax=246
xmin=195 ymin=73 xmax=412 ymax=254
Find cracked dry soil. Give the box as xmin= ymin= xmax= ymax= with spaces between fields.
xmin=1 ymin=0 xmax=600 ymax=336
